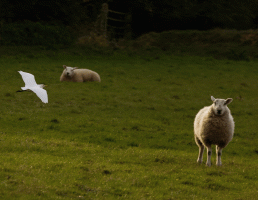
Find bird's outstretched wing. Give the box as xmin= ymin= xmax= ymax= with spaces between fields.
xmin=18 ymin=71 xmax=38 ymax=88
xmin=29 ymin=87 xmax=48 ymax=103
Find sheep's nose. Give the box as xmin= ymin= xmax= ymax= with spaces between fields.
xmin=217 ymin=110 xmax=222 ymax=115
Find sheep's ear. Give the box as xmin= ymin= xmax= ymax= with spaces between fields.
xmin=63 ymin=65 xmax=66 ymax=69
xmin=73 ymin=67 xmax=78 ymax=70
xmin=224 ymin=98 xmax=233 ymax=105
xmin=211 ymin=96 xmax=216 ymax=102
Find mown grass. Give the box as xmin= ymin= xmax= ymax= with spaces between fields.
xmin=0 ymin=47 xmax=258 ymax=199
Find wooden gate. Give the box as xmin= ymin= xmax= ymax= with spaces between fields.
xmin=94 ymin=3 xmax=131 ymax=40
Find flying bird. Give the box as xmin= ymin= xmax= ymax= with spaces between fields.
xmin=17 ymin=71 xmax=48 ymax=103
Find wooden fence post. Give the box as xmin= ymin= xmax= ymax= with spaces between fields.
xmin=94 ymin=3 xmax=108 ymax=37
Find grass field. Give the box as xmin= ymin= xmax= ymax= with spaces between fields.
xmin=0 ymin=47 xmax=258 ymax=199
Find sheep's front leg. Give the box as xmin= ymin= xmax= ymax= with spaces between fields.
xmin=195 ymin=136 xmax=204 ymax=163
xmin=206 ymin=146 xmax=212 ymax=166
xmin=197 ymin=144 xmax=204 ymax=164
xmin=216 ymin=146 xmax=223 ymax=166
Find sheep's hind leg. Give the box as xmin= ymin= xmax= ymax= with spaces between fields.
xmin=206 ymin=146 xmax=212 ymax=166
xmin=216 ymin=146 xmax=223 ymax=166
xmin=195 ymin=136 xmax=204 ymax=164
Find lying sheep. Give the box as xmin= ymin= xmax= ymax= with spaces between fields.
xmin=194 ymin=96 xmax=234 ymax=166
xmin=60 ymin=65 xmax=101 ymax=82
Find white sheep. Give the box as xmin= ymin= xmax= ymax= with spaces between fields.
xmin=194 ymin=96 xmax=234 ymax=166
xmin=60 ymin=65 xmax=101 ymax=82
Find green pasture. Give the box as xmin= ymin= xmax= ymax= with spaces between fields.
xmin=0 ymin=48 xmax=257 ymax=199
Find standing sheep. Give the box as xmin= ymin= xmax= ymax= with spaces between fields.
xmin=194 ymin=96 xmax=234 ymax=166
xmin=60 ymin=65 xmax=101 ymax=82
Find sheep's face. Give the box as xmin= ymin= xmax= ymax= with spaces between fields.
xmin=211 ymin=96 xmax=233 ymax=116
xmin=63 ymin=65 xmax=78 ymax=77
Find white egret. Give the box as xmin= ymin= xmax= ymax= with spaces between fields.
xmin=17 ymin=71 xmax=48 ymax=103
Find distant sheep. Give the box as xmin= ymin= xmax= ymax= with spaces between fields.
xmin=194 ymin=96 xmax=234 ymax=166
xmin=60 ymin=65 xmax=101 ymax=82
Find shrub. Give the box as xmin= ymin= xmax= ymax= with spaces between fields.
xmin=77 ymin=32 xmax=109 ymax=47
xmin=0 ymin=21 xmax=74 ymax=47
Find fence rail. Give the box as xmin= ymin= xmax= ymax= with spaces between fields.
xmin=107 ymin=17 xmax=126 ymax=22
xmin=108 ymin=10 xmax=126 ymax=15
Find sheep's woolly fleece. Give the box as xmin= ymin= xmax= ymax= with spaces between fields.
xmin=194 ymin=96 xmax=234 ymax=166
xmin=60 ymin=65 xmax=101 ymax=82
